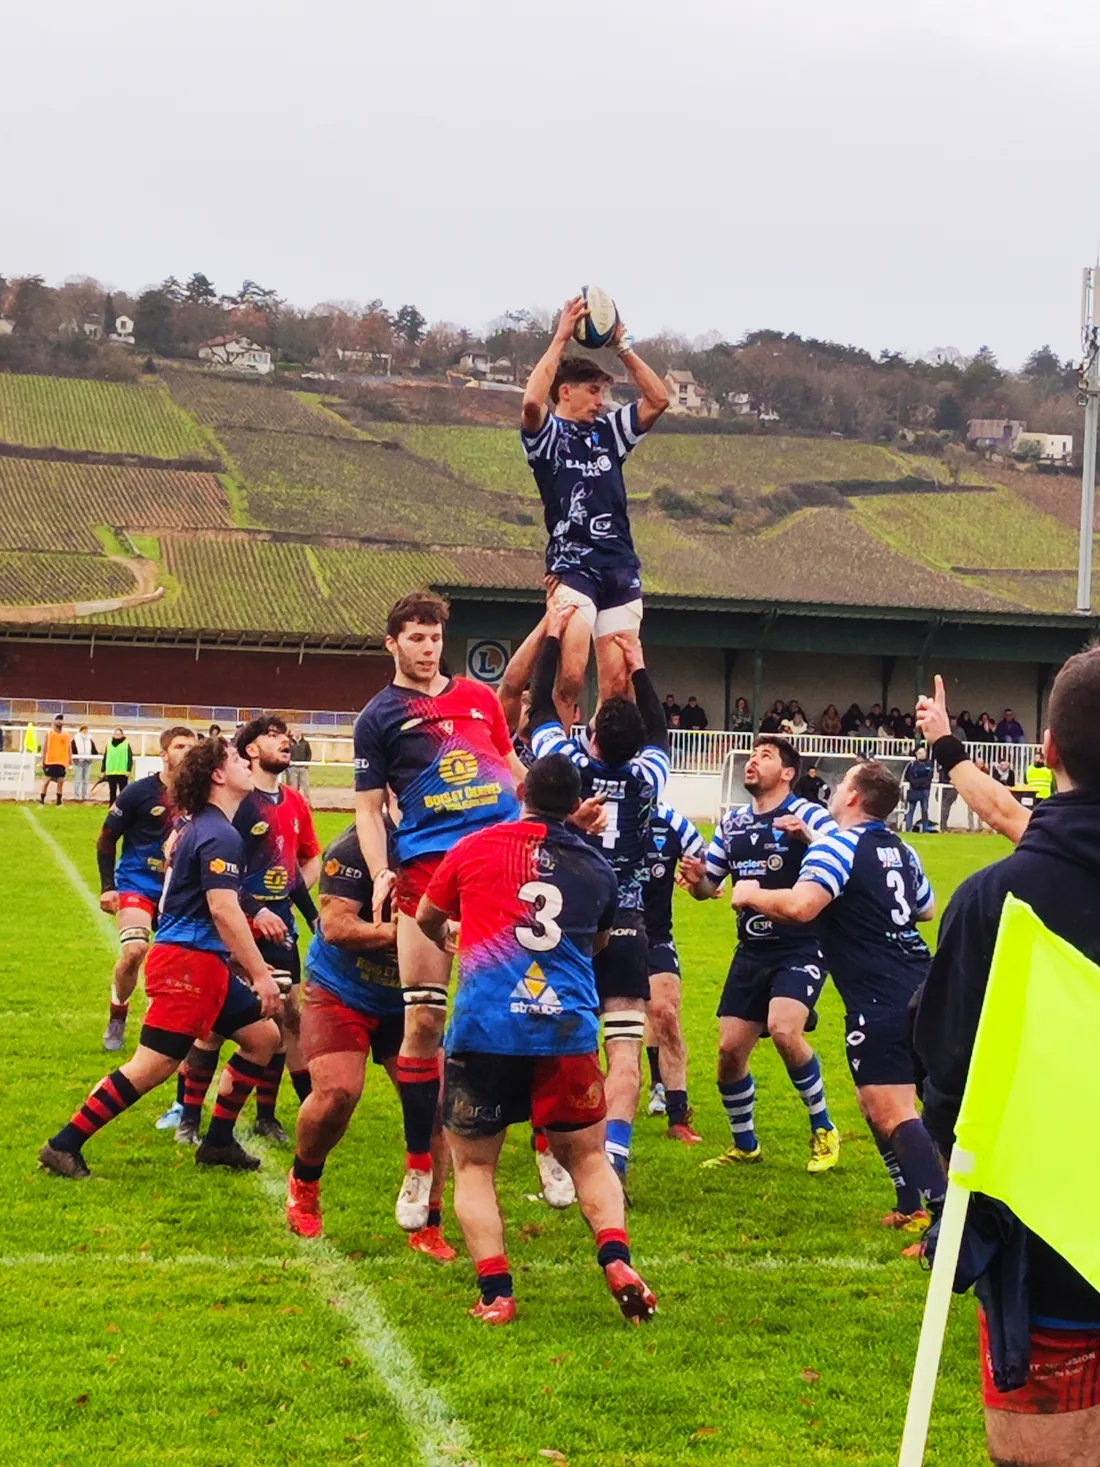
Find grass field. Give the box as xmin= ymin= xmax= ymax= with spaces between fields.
xmin=5 ymin=807 xmax=1008 ymax=1467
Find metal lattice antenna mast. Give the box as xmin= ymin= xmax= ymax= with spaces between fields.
xmin=1076 ymin=266 xmax=1099 ymax=614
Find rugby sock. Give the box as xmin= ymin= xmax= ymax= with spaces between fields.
xmin=181 ymin=1045 xmax=219 ymax=1126
xmin=646 ymin=1045 xmax=662 ymax=1087
xmin=475 ymin=1254 xmax=513 ymax=1303
xmin=290 ymin=1068 xmax=312 ymax=1104
xmin=891 ymin=1119 xmax=947 ymax=1208
xmin=596 ymin=1227 xmax=631 ymax=1269
xmin=51 ymin=1069 xmax=140 ymax=1153
xmin=719 ymin=1075 xmax=758 ymax=1151
xmin=531 ymin=1128 xmax=549 ymax=1155
xmin=427 ymin=1204 xmax=443 ymax=1229
xmin=292 ymin=1155 xmax=324 ymax=1184
xmin=255 ymin=1052 xmax=286 ymax=1120
xmin=108 ymin=1001 xmax=129 ymax=1023
xmin=869 ymin=1122 xmax=920 ymax=1215
xmin=396 ymin=1054 xmax=440 ymax=1164
xmin=604 ymin=1119 xmax=633 ymax=1177
xmin=666 ymin=1089 xmax=690 ymax=1126
xmin=787 ymin=1053 xmax=834 ymax=1132
xmin=206 ymin=1055 xmax=266 ymax=1146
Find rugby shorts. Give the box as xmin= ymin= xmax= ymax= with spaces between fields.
xmin=255 ymin=934 xmax=302 ymax=986
xmin=646 ymin=938 xmax=681 ymax=980
xmin=979 ymin=1310 xmax=1100 ymax=1413
xmin=443 ymin=1050 xmax=606 ymax=1138
xmin=43 ymin=763 xmax=67 ymax=780
xmin=843 ymin=1006 xmax=918 ymax=1088
xmin=554 ymin=567 xmax=643 ymax=638
xmin=595 ymin=910 xmax=650 ymax=1004
xmin=394 ymin=853 xmax=444 ymax=919
xmin=142 ymin=943 xmax=231 ymax=1058
xmin=118 ymin=891 xmax=157 ymax=919
xmin=717 ymin=948 xmax=826 ymax=1025
xmin=300 ymin=980 xmax=404 ymax=1066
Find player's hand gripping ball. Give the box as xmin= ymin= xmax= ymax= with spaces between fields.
xmin=572 ymin=285 xmax=619 ymax=349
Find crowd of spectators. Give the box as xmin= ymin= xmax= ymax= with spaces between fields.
xmin=662 ymin=694 xmax=709 ymax=730
xmin=676 ymin=696 xmax=1031 ymax=745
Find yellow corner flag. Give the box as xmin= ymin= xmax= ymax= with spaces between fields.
xmin=952 ymin=893 xmax=1100 ymax=1293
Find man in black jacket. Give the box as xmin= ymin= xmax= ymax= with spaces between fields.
xmin=914 ymin=648 xmax=1100 ymax=1465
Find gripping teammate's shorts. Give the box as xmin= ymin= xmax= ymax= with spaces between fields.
xmin=118 ymin=891 xmax=157 ymax=919
xmin=394 ymin=854 xmax=444 ymax=919
xmin=717 ymin=949 xmax=826 ymax=1025
xmin=595 ymin=910 xmax=650 ymax=1004
xmin=554 ymin=567 xmax=643 ymax=638
xmin=843 ymin=1005 xmax=917 ymax=1088
xmin=646 ymin=938 xmax=681 ymax=980
xmin=211 ymin=974 xmax=264 ymax=1040
xmin=979 ymin=1310 xmax=1100 ymax=1413
xmin=443 ymin=1050 xmax=606 ymax=1137
xmin=300 ymin=981 xmax=404 ymax=1067
xmin=255 ymin=934 xmax=302 ymax=987
xmin=142 ymin=943 xmax=230 ymax=1055
xmin=43 ymin=763 xmax=67 ymax=781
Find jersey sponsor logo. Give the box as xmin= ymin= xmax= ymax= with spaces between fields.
xmin=731 ymin=810 xmax=752 ymax=828
xmin=150 ymin=805 xmax=165 ymax=817
xmin=766 ymin=853 xmax=783 ymax=871
xmin=589 ymin=513 xmax=614 ymax=538
xmin=323 ymin=857 xmax=341 ymax=877
xmin=744 ymin=914 xmax=775 ymax=938
xmin=509 ymin=962 xmax=563 ymax=1017
xmin=208 ymin=857 xmax=239 ymax=875
xmin=251 ymin=821 xmax=269 ymax=836
xmin=535 ymin=845 xmax=557 ymax=875
xmin=876 ymin=846 xmax=903 ymax=869
xmin=354 ymin=757 xmax=370 ymax=770
xmin=439 ymin=749 xmax=478 ymax=786
xmin=652 ymin=830 xmax=667 ymax=853
xmin=651 ymin=861 xmax=666 ymax=879
xmin=263 ymin=865 xmax=290 ymax=897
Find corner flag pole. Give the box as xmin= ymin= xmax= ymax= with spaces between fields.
xmin=897 ymin=1148 xmax=973 ymax=1467
xmin=1077 ymin=265 xmax=1099 ymax=616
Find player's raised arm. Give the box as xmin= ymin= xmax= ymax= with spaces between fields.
xmin=521 ymin=297 xmax=589 ymax=433
xmin=527 ymin=602 xmax=576 ymax=750
xmin=916 ymin=674 xmax=1029 ymax=844
xmin=498 ymin=615 xmax=548 ymax=734
xmin=616 ymin=636 xmax=669 ymax=755
xmin=611 ymin=319 xmax=670 ymax=432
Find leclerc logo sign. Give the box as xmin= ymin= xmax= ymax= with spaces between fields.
xmin=466 ymin=638 xmax=510 ymax=685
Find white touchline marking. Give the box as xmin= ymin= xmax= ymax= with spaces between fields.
xmin=24 ymin=807 xmax=481 ymax=1467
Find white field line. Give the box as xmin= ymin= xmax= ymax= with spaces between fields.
xmin=23 ymin=807 xmax=480 ymax=1467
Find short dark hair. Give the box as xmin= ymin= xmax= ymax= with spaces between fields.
xmin=175 ymin=736 xmax=228 ymax=815
xmin=524 ymin=753 xmax=582 ymax=817
xmin=386 ymin=590 xmax=449 ymax=641
xmin=160 ymin=724 xmax=195 ymax=751
xmin=550 ymin=356 xmax=613 ymax=404
xmin=593 ymin=696 xmax=645 ymax=768
xmin=1048 ymin=647 xmax=1100 ymax=790
xmin=752 ymin=734 xmax=800 ymax=778
xmin=236 ymin=715 xmax=287 ymax=758
xmin=849 ymin=758 xmax=901 ymax=820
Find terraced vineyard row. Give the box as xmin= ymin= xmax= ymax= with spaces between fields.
xmin=0 ymin=551 xmax=136 ymax=605
xmin=0 ymin=459 xmax=232 ymax=553
xmin=0 ymin=374 xmax=211 ymax=459
xmin=163 ymin=370 xmax=359 ymax=437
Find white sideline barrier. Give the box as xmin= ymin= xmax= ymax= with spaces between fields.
xmin=0 ymin=753 xmax=36 ymax=800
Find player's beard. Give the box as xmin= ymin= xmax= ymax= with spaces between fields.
xmin=395 ymin=646 xmax=440 ymax=686
xmin=258 ymin=755 xmax=289 ymax=776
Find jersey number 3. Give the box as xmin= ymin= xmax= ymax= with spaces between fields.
xmin=885 ymin=869 xmax=911 ymax=926
xmin=515 ymin=880 xmax=563 ymax=952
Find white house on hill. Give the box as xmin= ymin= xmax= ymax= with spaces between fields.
xmin=198 ymin=334 xmax=273 ymax=375
xmin=663 ymin=368 xmax=717 ymax=417
xmin=1014 ymin=431 xmax=1074 ymax=466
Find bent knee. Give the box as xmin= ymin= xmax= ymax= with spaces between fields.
xmin=315 ymin=1084 xmax=360 ymax=1119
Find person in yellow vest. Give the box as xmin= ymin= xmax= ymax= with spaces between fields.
xmin=1026 ymin=750 xmax=1055 ymax=800
xmin=22 ymin=721 xmax=38 ymax=754
xmin=39 ymin=714 xmax=72 ymax=806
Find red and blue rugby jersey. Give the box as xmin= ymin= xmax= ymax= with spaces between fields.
xmin=353 ymin=677 xmax=519 ymax=866
xmin=155 ymin=806 xmax=243 ymax=956
xmin=424 ymin=817 xmax=618 ymax=1057
xmin=103 ymin=773 xmax=178 ymax=900
xmin=233 ymin=784 xmax=320 ymax=936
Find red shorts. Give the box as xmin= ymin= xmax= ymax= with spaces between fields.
xmin=443 ymin=1050 xmax=607 ymax=1137
xmin=300 ymin=982 xmax=404 ymax=1066
xmin=394 ymin=855 xmax=444 ymax=918
xmin=118 ymin=891 xmax=157 ymax=918
xmin=143 ymin=944 xmax=229 ymax=1041
xmin=980 ymin=1309 xmax=1100 ymax=1414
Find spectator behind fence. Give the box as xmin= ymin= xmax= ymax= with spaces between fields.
xmin=896 ymin=712 xmax=917 ymax=743
xmin=938 ymin=750 xmax=960 ymax=832
xmin=991 ymin=754 xmax=1015 ymax=786
xmin=102 ymin=727 xmax=133 ymax=802
xmin=205 ymin=723 xmax=222 ymax=741
xmin=730 ymin=696 xmax=753 ymax=733
xmin=287 ymin=728 xmax=313 ymax=798
xmin=70 ymin=725 xmax=98 ymax=803
xmin=758 ymin=700 xmax=786 ymax=733
xmin=680 ymin=696 xmax=708 ymax=731
xmin=903 ymin=743 xmax=935 ymax=831
xmin=840 ymin=702 xmax=864 ymax=734
xmin=954 ymin=708 xmax=977 ymax=742
xmin=976 ymin=711 xmax=997 ymax=738
xmin=1026 ymin=749 xmax=1055 ymax=799
xmin=663 ymin=694 xmax=680 ymax=727
xmin=866 ymin=702 xmax=885 ymax=730
xmin=794 ymin=764 xmax=827 ymax=804
xmin=818 ymin=703 xmax=842 ymax=736
xmin=782 ymin=705 xmax=811 ymax=736
xmin=995 ymin=707 xmax=1026 ymax=744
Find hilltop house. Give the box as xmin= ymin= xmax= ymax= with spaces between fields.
xmin=199 ymin=334 xmax=273 ymax=375
xmin=0 ymin=319 xmax=12 ymax=337
xmin=458 ymin=350 xmax=515 ymax=382
xmin=110 ymin=315 xmax=135 ymax=345
xmin=664 ymin=369 xmax=717 ymax=417
xmin=1014 ymin=431 xmax=1074 ymax=466
xmin=966 ymin=418 xmax=1025 ymax=451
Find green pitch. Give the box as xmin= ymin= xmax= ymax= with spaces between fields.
xmin=4 ymin=808 xmax=1011 ymax=1467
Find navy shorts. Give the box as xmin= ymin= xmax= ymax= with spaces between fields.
xmin=256 ymin=934 xmax=302 ymax=986
xmin=717 ymin=948 xmax=826 ymax=1025
xmin=557 ymin=564 xmax=642 ymax=613
xmin=844 ymin=1007 xmax=917 ymax=1088
xmin=212 ymin=973 xmax=264 ymax=1039
xmin=595 ymin=910 xmax=650 ymax=1004
xmin=646 ymin=939 xmax=681 ymax=980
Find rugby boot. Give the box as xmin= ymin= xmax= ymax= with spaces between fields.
xmin=252 ymin=1116 xmax=289 ymax=1144
xmin=395 ymin=1167 xmax=432 ymax=1232
xmin=536 ymin=1149 xmax=576 ymax=1209
xmin=155 ymin=1100 xmax=183 ymax=1131
xmin=408 ymin=1225 xmax=457 ymax=1262
xmin=667 ymin=1118 xmax=703 ymax=1145
xmin=882 ymin=1208 xmax=930 ymax=1234
xmin=807 ymin=1126 xmax=841 ymax=1174
xmin=101 ymin=1015 xmax=127 ymax=1052
xmin=468 ymin=1295 xmax=516 ymax=1325
xmin=195 ymin=1137 xmax=261 ymax=1171
xmin=701 ymin=1143 xmax=761 ymax=1168
xmin=646 ymin=1082 xmax=667 ymax=1117
xmin=37 ymin=1143 xmax=91 ymax=1179
xmin=175 ymin=1118 xmax=201 ymax=1146
xmin=604 ymin=1260 xmax=657 ymax=1325
xmin=286 ymin=1175 xmax=323 ymax=1238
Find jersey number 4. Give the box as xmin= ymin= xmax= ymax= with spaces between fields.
xmin=515 ymin=880 xmax=563 ymax=952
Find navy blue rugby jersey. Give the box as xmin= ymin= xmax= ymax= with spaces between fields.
xmin=155 ymin=806 xmax=243 ymax=956
xmin=643 ymin=804 xmax=705 ymax=945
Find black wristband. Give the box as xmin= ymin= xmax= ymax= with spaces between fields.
xmin=932 ymin=734 xmax=970 ymax=775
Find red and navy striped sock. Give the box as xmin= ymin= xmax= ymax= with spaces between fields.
xmin=396 ymin=1054 xmax=439 ymax=1160
xmin=181 ymin=1046 xmax=219 ymax=1126
xmin=51 ymin=1069 xmax=140 ymax=1153
xmin=255 ymin=1052 xmax=286 ymax=1120
xmin=206 ymin=1056 xmax=266 ymax=1147
xmin=289 ymin=1068 xmax=312 ymax=1104
xmin=596 ymin=1227 xmax=631 ymax=1269
xmin=476 ymin=1253 xmax=513 ymax=1303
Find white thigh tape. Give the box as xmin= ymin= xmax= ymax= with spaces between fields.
xmin=603 ymin=1010 xmax=645 ymax=1044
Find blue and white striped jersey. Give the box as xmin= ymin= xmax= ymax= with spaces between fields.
xmin=529 ymin=719 xmax=670 ymax=912
xmin=800 ymin=820 xmax=933 ymax=1011
xmin=705 ymin=796 xmax=833 ymax=954
xmin=520 ymin=404 xmax=646 ymax=577
xmin=644 ymin=803 xmax=705 ymax=945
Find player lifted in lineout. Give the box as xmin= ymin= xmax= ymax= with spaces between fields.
xmin=96 ymin=725 xmax=197 ymax=1052
xmin=521 ymin=294 xmax=669 ymax=727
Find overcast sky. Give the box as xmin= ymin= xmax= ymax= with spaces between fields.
xmin=4 ymin=0 xmax=1099 ymax=366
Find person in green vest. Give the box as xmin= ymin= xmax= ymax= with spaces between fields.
xmin=22 ymin=721 xmax=38 ymax=754
xmin=102 ymin=728 xmax=134 ymax=802
xmin=1025 ymin=750 xmax=1055 ymax=800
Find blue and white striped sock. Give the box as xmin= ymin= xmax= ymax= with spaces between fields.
xmin=718 ymin=1074 xmax=758 ymax=1151
xmin=605 ymin=1119 xmax=633 ymax=1177
xmin=787 ymin=1053 xmax=833 ymax=1132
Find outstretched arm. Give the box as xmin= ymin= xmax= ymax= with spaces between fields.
xmin=521 ymin=297 xmax=589 ymax=433
xmin=498 ymin=614 xmax=547 ymax=735
xmin=612 ymin=320 xmax=670 ymax=431
xmin=917 ymin=675 xmax=1029 ymax=845
xmin=616 ymin=636 xmax=669 ymax=753
xmin=527 ymin=602 xmax=575 ymax=740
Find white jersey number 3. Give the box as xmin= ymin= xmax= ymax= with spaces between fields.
xmin=515 ymin=880 xmax=563 ymax=952
xmin=885 ymin=869 xmax=911 ymax=926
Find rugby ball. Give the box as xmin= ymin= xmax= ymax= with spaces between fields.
xmin=573 ymin=285 xmax=619 ymax=350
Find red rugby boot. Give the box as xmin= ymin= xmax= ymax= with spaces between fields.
xmin=667 ymin=1120 xmax=703 ymax=1145
xmin=408 ymin=1225 xmax=457 ymax=1262
xmin=286 ymin=1174 xmax=323 ymax=1238
xmin=468 ymin=1295 xmax=516 ymax=1325
xmin=604 ymin=1260 xmax=657 ymax=1325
